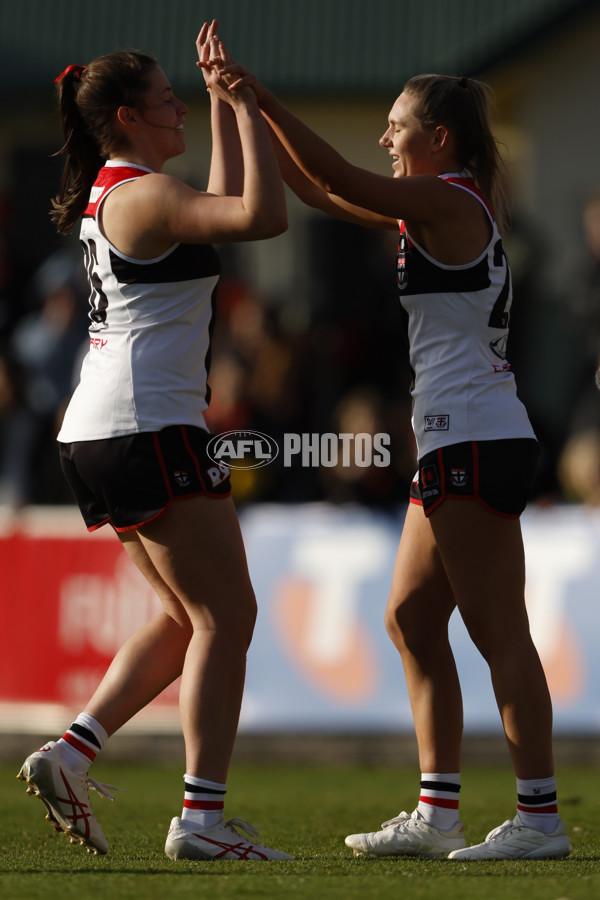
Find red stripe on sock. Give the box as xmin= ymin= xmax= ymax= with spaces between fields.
xmin=183 ymin=800 xmax=224 ymax=810
xmin=62 ymin=732 xmax=97 ymax=761
xmin=419 ymin=795 xmax=460 ymax=809
xmin=517 ymin=803 xmax=558 ymax=814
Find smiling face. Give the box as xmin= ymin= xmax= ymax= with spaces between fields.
xmin=379 ymin=91 xmax=444 ymax=177
xmin=136 ymin=65 xmax=189 ymax=155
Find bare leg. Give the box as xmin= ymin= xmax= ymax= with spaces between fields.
xmin=86 ymin=496 xmax=256 ymax=783
xmin=86 ymin=533 xmax=192 ymax=733
xmin=429 ymin=500 xmax=554 ymax=779
xmin=385 ymin=502 xmax=463 ymax=773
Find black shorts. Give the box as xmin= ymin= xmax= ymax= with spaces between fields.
xmin=59 ymin=425 xmax=231 ymax=532
xmin=410 ymin=439 xmax=538 ymax=518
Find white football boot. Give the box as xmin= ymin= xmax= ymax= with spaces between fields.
xmin=17 ymin=741 xmax=119 ymax=855
xmin=448 ymin=812 xmax=571 ymax=860
xmin=345 ymin=809 xmax=466 ymax=857
xmin=165 ymin=816 xmax=294 ymax=860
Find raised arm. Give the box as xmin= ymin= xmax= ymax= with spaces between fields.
xmin=222 ymin=62 xmax=462 ymax=229
xmin=197 ymin=21 xmax=243 ymax=197
xmin=269 ymin=126 xmax=396 ymax=229
xmin=120 ymin=32 xmax=287 ymax=249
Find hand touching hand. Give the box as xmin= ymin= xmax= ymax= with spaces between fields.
xmin=195 ymin=20 xmax=267 ymax=106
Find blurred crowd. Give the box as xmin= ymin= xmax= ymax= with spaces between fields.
xmin=1 ymin=194 xmax=600 ymax=513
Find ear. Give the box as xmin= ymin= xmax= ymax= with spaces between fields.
xmin=431 ymin=125 xmax=450 ymax=154
xmin=116 ymin=106 xmax=139 ymax=131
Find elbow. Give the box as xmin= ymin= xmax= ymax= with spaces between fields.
xmin=251 ymin=211 xmax=288 ymax=240
xmin=316 ymin=161 xmax=354 ymax=198
xmin=266 ymin=213 xmax=288 ymax=238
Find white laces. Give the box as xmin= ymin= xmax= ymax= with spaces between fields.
xmin=485 ymin=819 xmax=514 ymax=842
xmin=381 ymin=811 xmax=412 ymax=829
xmin=226 ymin=818 xmax=261 ymax=841
xmin=87 ymin=778 xmax=124 ymax=802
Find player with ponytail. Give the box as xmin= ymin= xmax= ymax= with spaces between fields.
xmin=214 ymin=51 xmax=570 ymax=861
xmin=18 ymin=23 xmax=291 ymax=863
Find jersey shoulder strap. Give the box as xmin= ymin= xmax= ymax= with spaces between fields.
xmin=83 ymin=164 xmax=151 ymax=218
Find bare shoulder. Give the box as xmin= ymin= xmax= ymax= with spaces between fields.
xmin=110 ymin=173 xmax=197 ymax=208
xmin=406 ymin=179 xmax=493 ymax=264
xmin=101 ymin=173 xmax=198 ymax=258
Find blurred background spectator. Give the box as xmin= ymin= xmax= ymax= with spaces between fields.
xmin=2 ymin=195 xmax=600 ymax=512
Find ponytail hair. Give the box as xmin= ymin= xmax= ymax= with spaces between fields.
xmin=51 ymin=50 xmax=158 ymax=235
xmin=403 ymin=74 xmax=510 ymax=232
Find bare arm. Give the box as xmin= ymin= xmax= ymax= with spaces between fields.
xmin=199 ymin=21 xmax=243 ymax=197
xmin=222 ymin=63 xmax=463 ymax=228
xmin=258 ymin=86 xmax=447 ymax=225
xmin=157 ymin=86 xmax=287 ymax=245
xmin=269 ymin=126 xmax=396 ymax=229
xmin=103 ymin=29 xmax=287 ymax=255
xmin=206 ymin=96 xmax=243 ymax=197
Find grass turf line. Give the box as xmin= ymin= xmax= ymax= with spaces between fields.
xmin=1 ymin=761 xmax=599 ymax=899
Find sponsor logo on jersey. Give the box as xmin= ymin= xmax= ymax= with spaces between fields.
xmin=424 ymin=415 xmax=450 ymax=432
xmin=397 ymin=235 xmax=408 ymax=290
xmin=173 ymin=471 xmax=191 ymax=486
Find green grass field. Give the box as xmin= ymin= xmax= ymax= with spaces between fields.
xmin=1 ymin=759 xmax=599 ymax=900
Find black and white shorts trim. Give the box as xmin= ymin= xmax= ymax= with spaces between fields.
xmin=410 ymin=439 xmax=538 ymax=518
xmin=59 ymin=424 xmax=231 ymax=533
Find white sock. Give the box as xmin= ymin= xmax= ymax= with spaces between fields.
xmin=416 ymin=772 xmax=461 ymax=830
xmin=181 ymin=775 xmax=226 ymax=829
xmin=57 ymin=712 xmax=108 ymax=775
xmin=516 ymin=775 xmax=560 ymax=833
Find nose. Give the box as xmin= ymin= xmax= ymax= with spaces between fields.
xmin=379 ymin=127 xmax=392 ymax=148
xmin=177 ymin=97 xmax=189 ymax=116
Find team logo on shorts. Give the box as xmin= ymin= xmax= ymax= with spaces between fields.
xmin=421 ymin=464 xmax=438 ymax=486
xmin=450 ymin=468 xmax=468 ymax=487
xmin=173 ymin=470 xmax=191 ymax=486
xmin=420 ymin=464 xmax=440 ymax=499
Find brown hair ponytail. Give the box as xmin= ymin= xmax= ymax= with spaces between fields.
xmin=404 ymin=74 xmax=510 ymax=232
xmin=50 ymin=50 xmax=158 ymax=235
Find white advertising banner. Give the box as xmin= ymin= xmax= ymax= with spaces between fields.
xmin=239 ymin=504 xmax=600 ymax=732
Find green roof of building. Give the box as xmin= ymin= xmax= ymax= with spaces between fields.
xmin=2 ymin=0 xmax=595 ymax=96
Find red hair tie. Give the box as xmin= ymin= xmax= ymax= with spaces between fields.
xmin=54 ymin=64 xmax=87 ymax=84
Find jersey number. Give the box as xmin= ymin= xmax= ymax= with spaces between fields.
xmin=487 ymin=240 xmax=511 ymax=329
xmin=81 ymin=238 xmax=108 ymax=328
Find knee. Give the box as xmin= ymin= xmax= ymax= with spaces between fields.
xmin=460 ymin=613 xmax=497 ymax=664
xmin=385 ymin=591 xmax=436 ymax=655
xmin=187 ymin=586 xmax=257 ymax=651
xmin=239 ymin=588 xmax=258 ymax=649
xmin=222 ymin=586 xmax=257 ymax=651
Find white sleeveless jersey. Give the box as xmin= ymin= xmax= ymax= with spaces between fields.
xmin=397 ymin=173 xmax=535 ymax=458
xmin=58 ymin=161 xmax=220 ymax=442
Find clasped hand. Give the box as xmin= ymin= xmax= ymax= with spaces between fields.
xmin=196 ymin=19 xmax=265 ymax=105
